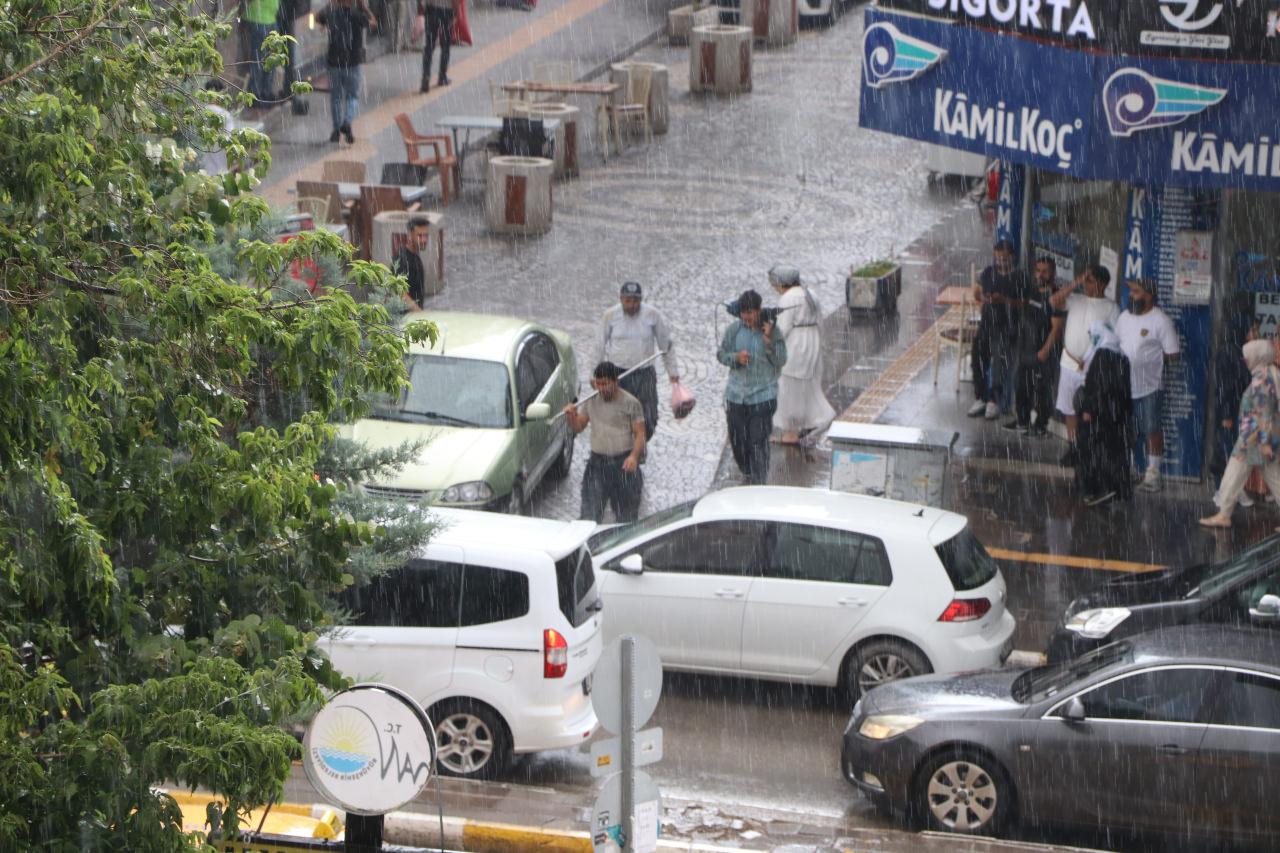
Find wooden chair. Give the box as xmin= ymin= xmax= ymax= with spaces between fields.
xmin=532 ymin=61 xmax=576 ymax=85
xmin=322 ymin=159 xmax=366 ymax=183
xmin=394 ymin=113 xmax=458 ymax=205
xmin=295 ymin=180 xmax=350 ymax=225
xmin=294 ymin=196 xmax=330 ymax=223
xmin=489 ymin=79 xmax=521 ymax=117
xmin=604 ymin=65 xmax=652 ymax=154
xmin=354 ymin=185 xmax=411 ymax=260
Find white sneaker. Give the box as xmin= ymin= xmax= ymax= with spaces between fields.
xmin=1138 ymin=467 xmax=1161 ymax=492
xmin=967 ymin=401 xmax=987 ymax=417
xmin=984 ymin=401 xmax=1000 ymax=420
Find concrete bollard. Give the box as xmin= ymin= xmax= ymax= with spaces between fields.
xmin=485 ymin=156 xmax=554 ymax=236
xmin=372 ymin=210 xmax=445 ymax=296
xmin=740 ymin=0 xmax=797 ymax=46
xmin=690 ymin=25 xmax=753 ymax=96
xmin=610 ymin=61 xmax=670 ymax=135
xmin=512 ymin=102 xmax=581 ymax=178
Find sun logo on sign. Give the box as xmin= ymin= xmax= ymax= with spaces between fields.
xmin=313 ymin=706 xmax=377 ymax=779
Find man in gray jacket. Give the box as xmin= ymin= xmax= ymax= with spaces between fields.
xmin=597 ymin=281 xmax=680 ymax=442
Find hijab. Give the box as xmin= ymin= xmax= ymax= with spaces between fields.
xmin=1243 ymin=339 xmax=1275 ymax=379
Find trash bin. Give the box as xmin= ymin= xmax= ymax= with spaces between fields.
xmin=690 ymin=25 xmax=753 ymax=96
xmin=486 ymin=156 xmax=554 ymax=236
xmin=826 ymin=422 xmax=957 ymax=508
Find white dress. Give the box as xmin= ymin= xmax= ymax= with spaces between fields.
xmin=776 ymin=286 xmax=836 ymax=433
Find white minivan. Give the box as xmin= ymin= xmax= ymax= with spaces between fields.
xmin=590 ymin=487 xmax=1016 ymax=703
xmin=323 ymin=509 xmax=603 ymax=779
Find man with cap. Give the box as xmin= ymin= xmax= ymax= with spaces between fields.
xmin=597 ymin=281 xmax=681 ymax=443
xmin=562 ymin=362 xmax=647 ymax=522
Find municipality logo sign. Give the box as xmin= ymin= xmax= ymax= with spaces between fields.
xmin=1102 ymin=68 xmax=1225 ymax=137
xmin=863 ymin=22 xmax=946 ymax=88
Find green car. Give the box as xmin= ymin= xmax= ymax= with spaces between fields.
xmin=345 ymin=311 xmax=579 ymax=514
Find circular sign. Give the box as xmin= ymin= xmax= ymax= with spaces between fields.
xmin=591 ymin=770 xmax=662 ymax=853
xmin=302 ymin=683 xmax=435 ymax=816
xmin=592 ymin=634 xmax=663 ymax=735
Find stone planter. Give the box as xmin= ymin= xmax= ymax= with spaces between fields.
xmin=741 ymin=0 xmax=797 ymax=46
xmin=609 ymin=62 xmax=670 ymax=135
xmin=372 ymin=211 xmax=446 ymax=297
xmin=846 ymin=263 xmax=902 ymax=320
xmin=513 ymin=102 xmax=581 ymax=178
xmin=668 ymin=4 xmax=720 ymax=46
xmin=690 ymin=25 xmax=753 ymax=96
xmin=485 ymin=156 xmax=554 ymax=236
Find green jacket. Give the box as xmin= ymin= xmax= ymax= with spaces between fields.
xmin=245 ymin=0 xmax=281 ymax=25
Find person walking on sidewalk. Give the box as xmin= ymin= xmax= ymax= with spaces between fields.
xmin=418 ymin=0 xmax=459 ymax=92
xmin=1209 ymin=314 xmax=1256 ymax=508
xmin=317 ymin=0 xmax=377 ymax=144
xmin=563 ymin=362 xmax=646 ymax=523
xmin=1051 ymin=264 xmax=1119 ymax=466
xmin=1200 ymin=339 xmax=1280 ymax=529
xmin=1076 ymin=321 xmax=1133 ymax=507
xmin=244 ymin=0 xmax=281 ymax=105
xmin=719 ymin=289 xmax=787 ymax=485
xmin=1116 ymin=278 xmax=1180 ymax=492
xmin=967 ymin=240 xmax=1029 ymax=421
xmin=769 ymin=266 xmax=834 ymax=445
xmin=1004 ymin=256 xmax=1064 ymax=437
xmin=597 ymin=281 xmax=680 ymax=443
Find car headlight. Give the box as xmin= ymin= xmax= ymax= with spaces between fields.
xmin=1063 ymin=607 xmax=1131 ymax=639
xmin=440 ymin=481 xmax=494 ymax=504
xmin=858 ymin=714 xmax=924 ymax=740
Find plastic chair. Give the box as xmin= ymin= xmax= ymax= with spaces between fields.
xmin=321 ymin=160 xmax=367 ymax=183
xmin=380 ymin=163 xmax=431 ymax=186
xmin=294 ymin=196 xmax=330 ymax=222
xmin=489 ymin=80 xmax=522 ymax=117
xmin=604 ymin=65 xmax=652 ymax=153
xmin=295 ymin=180 xmax=349 ymax=225
xmin=394 ymin=113 xmax=458 ymax=205
xmin=532 ymin=61 xmax=576 ymax=85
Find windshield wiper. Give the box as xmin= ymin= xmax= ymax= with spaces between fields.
xmin=401 ymin=410 xmax=481 ymax=427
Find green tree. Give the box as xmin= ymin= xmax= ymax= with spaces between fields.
xmin=0 ymin=2 xmax=431 ymax=848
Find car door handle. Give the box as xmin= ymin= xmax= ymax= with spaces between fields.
xmin=714 ymin=588 xmax=745 ymax=598
xmin=1158 ymin=743 xmax=1188 ymax=756
xmin=838 ymin=597 xmax=868 ymax=607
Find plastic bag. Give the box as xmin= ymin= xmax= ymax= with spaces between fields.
xmin=671 ymin=381 xmax=697 ymax=420
xmin=411 ymin=12 xmax=425 ymax=42
xmin=452 ymin=0 xmax=473 ymax=46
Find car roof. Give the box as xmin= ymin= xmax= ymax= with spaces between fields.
xmin=404 ymin=311 xmax=546 ymax=360
xmin=689 ymin=486 xmax=969 ymax=545
xmin=1127 ymin=625 xmax=1280 ymax=673
xmin=426 ymin=507 xmax=596 ymax=561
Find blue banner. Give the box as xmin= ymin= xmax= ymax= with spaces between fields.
xmin=994 ymin=161 xmax=1024 ymax=254
xmin=859 ymin=8 xmax=1280 ymax=191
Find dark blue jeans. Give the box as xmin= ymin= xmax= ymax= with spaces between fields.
xmin=726 ymin=398 xmax=776 ymax=485
xmin=247 ymin=22 xmax=275 ymax=102
xmin=581 ymin=452 xmax=643 ymax=522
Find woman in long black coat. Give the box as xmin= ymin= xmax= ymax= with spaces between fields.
xmin=1076 ymin=321 xmax=1133 ymax=506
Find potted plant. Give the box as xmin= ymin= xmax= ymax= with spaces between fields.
xmin=669 ymin=0 xmax=721 ymax=46
xmin=846 ymin=258 xmax=902 ymax=320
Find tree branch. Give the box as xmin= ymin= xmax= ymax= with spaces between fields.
xmin=0 ymin=0 xmax=131 ymax=89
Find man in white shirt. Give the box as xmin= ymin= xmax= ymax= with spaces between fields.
xmin=597 ymin=281 xmax=680 ymax=442
xmin=1050 ymin=264 xmax=1120 ymax=467
xmin=1116 ymin=279 xmax=1180 ymax=492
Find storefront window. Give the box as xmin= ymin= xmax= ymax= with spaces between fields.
xmin=1030 ymin=173 xmax=1128 ymax=290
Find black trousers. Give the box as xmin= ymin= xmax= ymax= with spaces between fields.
xmin=421 ymin=6 xmax=453 ymax=85
xmin=726 ymin=399 xmax=776 ymax=485
xmin=970 ymin=327 xmax=1012 ymax=403
xmin=619 ymin=366 xmax=658 ymax=441
xmin=1014 ymin=359 xmax=1057 ymax=429
xmin=581 ymin=452 xmax=642 ymax=522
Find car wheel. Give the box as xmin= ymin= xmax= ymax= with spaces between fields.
xmin=914 ymin=750 xmax=1012 ymax=835
xmin=431 ymin=700 xmax=510 ymax=780
xmin=547 ymin=430 xmax=574 ymax=481
xmin=844 ymin=639 xmax=931 ymax=703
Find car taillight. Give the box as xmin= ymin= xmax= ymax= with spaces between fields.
xmin=544 ymin=628 xmax=568 ymax=678
xmin=938 ymin=598 xmax=991 ymax=622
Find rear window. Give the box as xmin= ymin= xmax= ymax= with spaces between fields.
xmin=555 ymin=547 xmax=598 ymax=628
xmin=934 ymin=527 xmax=998 ymax=591
xmin=340 ymin=559 xmax=463 ymax=627
xmin=459 ymin=566 xmax=529 ymax=626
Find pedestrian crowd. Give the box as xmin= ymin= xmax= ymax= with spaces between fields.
xmin=967 ymin=240 xmax=1181 ymax=507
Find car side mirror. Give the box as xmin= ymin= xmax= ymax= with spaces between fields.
xmin=617 ymin=554 xmax=644 ymax=575
xmin=1250 ymin=593 xmax=1280 ymax=623
xmin=524 ymin=402 xmax=551 ymax=421
xmin=1059 ymin=696 xmax=1086 ymax=722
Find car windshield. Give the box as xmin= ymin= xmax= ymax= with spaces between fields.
xmin=1011 ymin=641 xmax=1133 ymax=703
xmin=1186 ymin=534 xmax=1280 ymax=599
xmin=588 ymin=499 xmax=698 ymax=554
xmin=934 ymin=527 xmax=999 ymax=591
xmin=369 ymin=355 xmax=512 ymax=429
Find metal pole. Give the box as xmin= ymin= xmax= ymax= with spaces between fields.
xmin=345 ymin=813 xmax=383 ymax=852
xmin=620 ymin=636 xmax=635 ymax=853
xmin=548 ymin=350 xmax=669 ymax=424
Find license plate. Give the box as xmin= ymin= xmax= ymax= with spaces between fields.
xmin=582 ymin=674 xmax=593 ymax=696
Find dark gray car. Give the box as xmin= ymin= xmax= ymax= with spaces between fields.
xmin=841 ymin=625 xmax=1280 ymax=843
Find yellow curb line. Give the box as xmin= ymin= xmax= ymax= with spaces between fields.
xmin=987 ymin=547 xmax=1165 ymax=574
xmin=462 ymin=820 xmax=593 ymax=852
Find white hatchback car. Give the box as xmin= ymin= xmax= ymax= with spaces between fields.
xmin=590 ymin=487 xmax=1015 ymax=702
xmin=323 ymin=509 xmax=603 ymax=779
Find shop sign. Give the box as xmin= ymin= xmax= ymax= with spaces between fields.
xmin=994 ymin=161 xmax=1024 ymax=252
xmin=858 ymin=8 xmax=1280 ymax=191
xmin=1173 ymin=229 xmax=1214 ymax=304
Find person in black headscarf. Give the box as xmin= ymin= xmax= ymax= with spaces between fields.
xmin=1076 ymin=320 xmax=1133 ymax=507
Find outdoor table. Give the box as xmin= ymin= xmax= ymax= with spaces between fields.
xmin=500 ymin=81 xmax=622 ymax=161
xmin=334 ymin=183 xmax=428 ymax=206
xmin=437 ymin=115 xmax=561 ymax=184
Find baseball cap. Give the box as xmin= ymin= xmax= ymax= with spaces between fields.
xmin=619 ymin=281 xmax=643 ymax=298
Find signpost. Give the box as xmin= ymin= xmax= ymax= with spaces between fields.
xmin=590 ymin=635 xmax=664 ymax=853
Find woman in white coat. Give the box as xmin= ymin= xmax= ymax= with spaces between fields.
xmin=770 ymin=266 xmax=835 ymax=445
